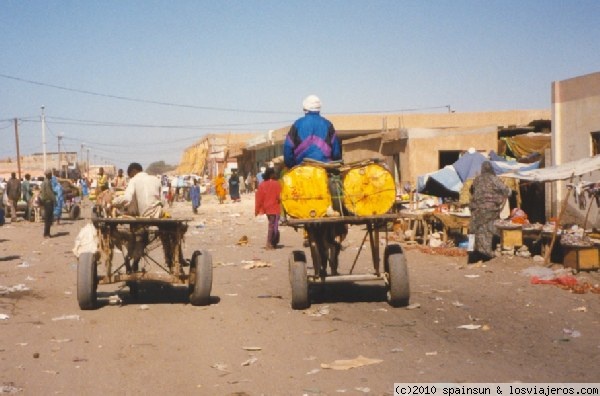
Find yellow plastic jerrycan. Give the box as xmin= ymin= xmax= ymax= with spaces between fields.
xmin=342 ymin=163 xmax=396 ymax=216
xmin=281 ymin=165 xmax=331 ymax=218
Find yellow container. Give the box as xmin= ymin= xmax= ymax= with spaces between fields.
xmin=281 ymin=165 xmax=331 ymax=218
xmin=342 ymin=163 xmax=396 ymax=216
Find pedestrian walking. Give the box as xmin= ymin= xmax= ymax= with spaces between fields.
xmin=40 ymin=171 xmax=56 ymax=238
xmin=112 ymin=168 xmax=127 ymax=191
xmin=256 ymin=167 xmax=265 ymax=188
xmin=80 ymin=178 xmax=89 ymax=198
xmin=468 ymin=161 xmax=511 ymax=263
xmin=245 ymin=172 xmax=255 ymax=193
xmin=6 ymin=172 xmax=21 ymax=222
xmin=255 ymin=167 xmax=282 ymax=250
xmin=51 ymin=176 xmax=64 ymax=225
xmin=214 ymin=173 xmax=227 ymax=204
xmin=229 ymin=169 xmax=241 ymax=202
xmin=239 ymin=173 xmax=246 ymax=195
xmin=22 ymin=174 xmax=32 ymax=221
xmin=166 ymin=183 xmax=175 ymax=207
xmin=96 ymin=167 xmax=109 ymax=195
xmin=190 ymin=178 xmax=201 ymax=214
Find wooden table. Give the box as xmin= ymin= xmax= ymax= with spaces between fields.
xmin=397 ymin=209 xmax=434 ymax=245
xmin=431 ymin=212 xmax=470 ymax=242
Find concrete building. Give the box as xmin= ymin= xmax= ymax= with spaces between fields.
xmin=176 ymin=133 xmax=260 ymax=178
xmin=0 ymin=152 xmax=80 ymax=180
xmin=551 ymin=71 xmax=600 ymax=225
xmin=232 ymin=109 xmax=549 ymax=185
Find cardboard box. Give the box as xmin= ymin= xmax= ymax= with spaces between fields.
xmin=563 ymin=246 xmax=600 ymax=272
xmin=501 ymin=229 xmax=523 ymax=248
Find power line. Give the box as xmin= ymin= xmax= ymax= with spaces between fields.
xmin=334 ymin=105 xmax=451 ymax=114
xmin=43 ymin=116 xmax=293 ymax=130
xmin=61 ymin=133 xmax=203 ymax=149
xmin=0 ymin=73 xmax=297 ymax=115
xmin=0 ymin=73 xmax=453 ymax=117
xmin=18 ymin=116 xmax=293 ymax=131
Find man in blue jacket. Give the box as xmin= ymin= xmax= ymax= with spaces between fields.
xmin=284 ymin=95 xmax=342 ymax=168
xmin=283 ymin=96 xmax=346 ymax=278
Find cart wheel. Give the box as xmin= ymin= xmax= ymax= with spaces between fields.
xmin=189 ymin=250 xmax=213 ymax=306
xmin=289 ymin=250 xmax=310 ymax=310
xmin=385 ymin=244 xmax=410 ymax=307
xmin=70 ymin=204 xmax=81 ymax=220
xmin=77 ymin=252 xmax=98 ymax=310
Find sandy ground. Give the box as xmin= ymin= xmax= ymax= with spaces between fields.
xmin=1 ymin=194 xmax=599 ymax=395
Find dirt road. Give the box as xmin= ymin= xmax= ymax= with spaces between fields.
xmin=1 ymin=195 xmax=599 ymax=395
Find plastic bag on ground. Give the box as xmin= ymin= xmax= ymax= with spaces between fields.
xmin=72 ymin=223 xmax=98 ymax=258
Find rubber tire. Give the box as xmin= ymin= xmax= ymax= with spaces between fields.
xmin=189 ymin=250 xmax=212 ymax=306
xmin=386 ymin=246 xmax=410 ymax=307
xmin=289 ymin=251 xmax=310 ymax=310
xmin=77 ymin=252 xmax=98 ymax=310
xmin=70 ymin=204 xmax=81 ymax=220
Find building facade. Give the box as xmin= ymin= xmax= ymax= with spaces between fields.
xmin=551 ymin=71 xmax=600 ymax=225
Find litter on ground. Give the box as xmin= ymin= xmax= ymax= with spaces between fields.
xmin=242 ymin=260 xmax=271 ymax=269
xmin=321 ymin=355 xmax=383 ymax=370
xmin=457 ymin=324 xmax=481 ymax=330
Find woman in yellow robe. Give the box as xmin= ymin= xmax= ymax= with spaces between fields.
xmin=214 ymin=173 xmax=227 ymax=204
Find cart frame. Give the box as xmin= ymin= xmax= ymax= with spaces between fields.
xmin=77 ymin=217 xmax=212 ymax=309
xmin=285 ymin=214 xmax=410 ymax=309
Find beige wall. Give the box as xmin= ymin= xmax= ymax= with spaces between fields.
xmin=339 ymin=126 xmax=497 ymax=188
xmin=403 ymin=126 xmax=498 ymax=187
xmin=342 ymin=134 xmax=385 ymax=163
xmin=552 ymin=71 xmax=600 ymax=225
xmin=328 ymin=110 xmax=549 ymax=132
xmin=0 ymin=152 xmax=80 ymax=179
xmin=271 ymin=109 xmax=549 ymax=142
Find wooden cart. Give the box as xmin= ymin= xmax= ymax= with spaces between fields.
xmin=77 ymin=217 xmax=212 ymax=310
xmin=285 ymin=214 xmax=410 ymax=310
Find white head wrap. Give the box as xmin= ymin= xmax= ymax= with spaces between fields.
xmin=302 ymin=95 xmax=321 ymax=112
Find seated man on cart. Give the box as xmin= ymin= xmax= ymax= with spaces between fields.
xmin=283 ymin=95 xmax=346 ymax=277
xmin=112 ymin=163 xmax=174 ymax=272
xmin=113 ymin=162 xmax=162 ymax=218
xmin=283 ymin=94 xmax=342 ymax=168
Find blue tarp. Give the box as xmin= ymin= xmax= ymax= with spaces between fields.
xmin=417 ymin=152 xmax=541 ymax=198
xmin=490 ymin=160 xmax=539 ymax=175
xmin=452 ymin=151 xmax=487 ymax=182
xmin=417 ymin=166 xmax=463 ymax=199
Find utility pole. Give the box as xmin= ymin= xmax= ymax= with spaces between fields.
xmin=86 ymin=148 xmax=90 ymax=179
xmin=14 ymin=118 xmax=22 ymax=179
xmin=80 ymin=144 xmax=84 ymax=177
xmin=41 ymin=106 xmax=47 ymax=171
xmin=57 ymin=134 xmax=61 ymax=177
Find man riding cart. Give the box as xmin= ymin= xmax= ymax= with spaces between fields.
xmin=75 ymin=162 xmax=212 ymax=309
xmin=281 ymin=96 xmax=410 ymax=310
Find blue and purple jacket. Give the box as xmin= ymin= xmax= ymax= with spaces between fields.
xmin=283 ymin=111 xmax=342 ymax=168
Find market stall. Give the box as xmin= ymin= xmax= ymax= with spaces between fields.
xmin=414 ymin=150 xmax=540 ymax=246
xmin=503 ymin=155 xmax=600 ymax=269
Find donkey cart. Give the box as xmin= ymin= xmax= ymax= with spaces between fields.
xmin=285 ymin=214 xmax=410 ymax=310
xmin=77 ymin=217 xmax=212 ymax=310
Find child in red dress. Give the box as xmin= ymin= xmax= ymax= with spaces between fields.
xmin=255 ymin=168 xmax=281 ymax=249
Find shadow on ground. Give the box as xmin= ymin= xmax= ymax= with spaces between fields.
xmin=52 ymin=231 xmax=71 ymax=238
xmin=309 ymin=282 xmax=387 ymax=304
xmin=95 ymin=281 xmax=220 ymax=308
xmin=0 ymin=255 xmax=21 ymax=261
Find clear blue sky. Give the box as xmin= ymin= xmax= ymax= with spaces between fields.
xmin=1 ymin=1 xmax=599 ymax=170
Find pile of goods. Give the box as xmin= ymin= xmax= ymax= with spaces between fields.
xmin=560 ymin=226 xmax=594 ymax=247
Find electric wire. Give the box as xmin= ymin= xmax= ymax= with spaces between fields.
xmin=0 ymin=73 xmax=297 ymax=115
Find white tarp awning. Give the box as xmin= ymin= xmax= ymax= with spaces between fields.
xmin=503 ymin=155 xmax=600 ymax=181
